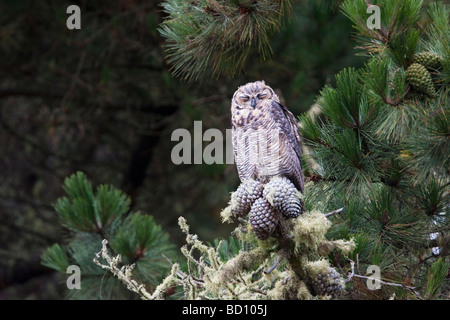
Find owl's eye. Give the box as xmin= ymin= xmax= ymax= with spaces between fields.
xmin=240 ymin=95 xmax=250 ymax=102
xmin=257 ymin=93 xmax=267 ymax=99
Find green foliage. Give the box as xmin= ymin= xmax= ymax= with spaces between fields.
xmin=341 ymin=0 xmax=422 ymax=63
xmin=423 ymin=258 xmax=449 ymax=299
xmin=212 ymin=236 xmax=243 ymax=262
xmin=425 ymin=3 xmax=450 ymax=80
xmin=301 ymin=0 xmax=449 ymax=299
xmin=41 ymin=244 xmax=69 ymax=273
xmin=54 ymin=172 xmax=130 ymax=233
xmin=42 ymin=172 xmax=178 ymax=299
xmin=320 ymin=68 xmax=367 ymax=128
xmin=112 ymin=213 xmax=177 ymax=285
xmin=158 ymin=0 xmax=293 ymax=81
xmin=406 ymin=101 xmax=450 ymax=181
xmin=365 ymin=188 xmax=424 ymax=247
xmin=417 ymin=178 xmax=448 ymax=217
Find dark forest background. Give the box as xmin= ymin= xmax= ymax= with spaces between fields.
xmin=0 ymin=0 xmax=367 ymax=299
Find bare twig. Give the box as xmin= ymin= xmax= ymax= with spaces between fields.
xmin=249 ymin=288 xmax=268 ymax=295
xmin=93 ymin=240 xmax=154 ymax=300
xmin=351 ymin=274 xmax=416 ymax=290
xmin=238 ymin=217 xmax=248 ymax=224
xmin=345 ymin=260 xmax=355 ymax=283
xmin=325 ymin=207 xmax=344 ymax=217
xmin=251 ymin=265 xmax=265 ymax=278
xmin=162 ymin=254 xmax=194 ymax=282
xmin=94 ymin=239 xmax=182 ymax=300
xmin=346 ymin=259 xmax=416 ymax=290
xmin=264 ymin=257 xmax=280 ymax=274
xmin=356 ymin=253 xmax=361 ymax=275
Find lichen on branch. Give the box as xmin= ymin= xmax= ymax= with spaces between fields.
xmin=94 ymin=189 xmax=355 ymax=300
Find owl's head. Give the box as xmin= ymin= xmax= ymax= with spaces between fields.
xmin=232 ymin=80 xmax=279 ymax=111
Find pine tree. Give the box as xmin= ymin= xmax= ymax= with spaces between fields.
xmin=158 ymin=0 xmax=293 ymax=81
xmin=41 ymin=172 xmax=178 ymax=299
xmin=300 ymin=0 xmax=449 ymax=299
xmin=156 ymin=0 xmax=448 ymax=299
xmin=42 ymin=0 xmax=449 ymax=300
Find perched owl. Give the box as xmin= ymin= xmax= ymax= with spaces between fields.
xmin=231 ymin=80 xmax=304 ymax=194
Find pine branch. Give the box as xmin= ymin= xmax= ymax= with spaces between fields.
xmin=158 ymin=0 xmax=293 ymax=81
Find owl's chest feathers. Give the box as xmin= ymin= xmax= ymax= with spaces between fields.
xmin=233 ymin=107 xmax=285 ymax=182
xmin=233 ymin=106 xmax=271 ymax=129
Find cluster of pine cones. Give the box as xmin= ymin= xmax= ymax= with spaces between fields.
xmin=230 ymin=177 xmax=303 ymax=240
xmin=406 ymin=51 xmax=443 ymax=98
xmin=230 ymin=178 xmax=344 ymax=298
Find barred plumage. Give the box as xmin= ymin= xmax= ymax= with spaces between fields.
xmin=249 ymin=197 xmax=279 ymax=240
xmin=231 ymin=81 xmax=305 ymax=194
xmin=263 ymin=177 xmax=303 ymax=219
xmin=230 ymin=180 xmax=264 ymax=218
xmin=311 ymin=267 xmax=343 ymax=298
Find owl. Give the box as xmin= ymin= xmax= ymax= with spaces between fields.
xmin=231 ymin=80 xmax=304 ymax=194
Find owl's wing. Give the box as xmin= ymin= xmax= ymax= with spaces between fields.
xmin=270 ymin=100 xmax=305 ymax=193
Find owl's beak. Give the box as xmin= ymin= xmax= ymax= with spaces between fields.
xmin=251 ymin=97 xmax=256 ymax=108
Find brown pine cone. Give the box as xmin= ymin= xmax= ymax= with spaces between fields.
xmin=249 ymin=197 xmax=279 ymax=240
xmin=230 ymin=180 xmax=264 ymax=218
xmin=263 ymin=177 xmax=303 ymax=219
xmin=311 ymin=267 xmax=343 ymax=298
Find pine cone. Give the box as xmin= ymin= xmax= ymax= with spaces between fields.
xmin=312 ymin=267 xmax=343 ymax=298
xmin=263 ymin=177 xmax=303 ymax=219
xmin=230 ymin=180 xmax=264 ymax=218
xmin=406 ymin=63 xmax=437 ymax=98
xmin=249 ymin=197 xmax=279 ymax=240
xmin=413 ymin=52 xmax=443 ymax=70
